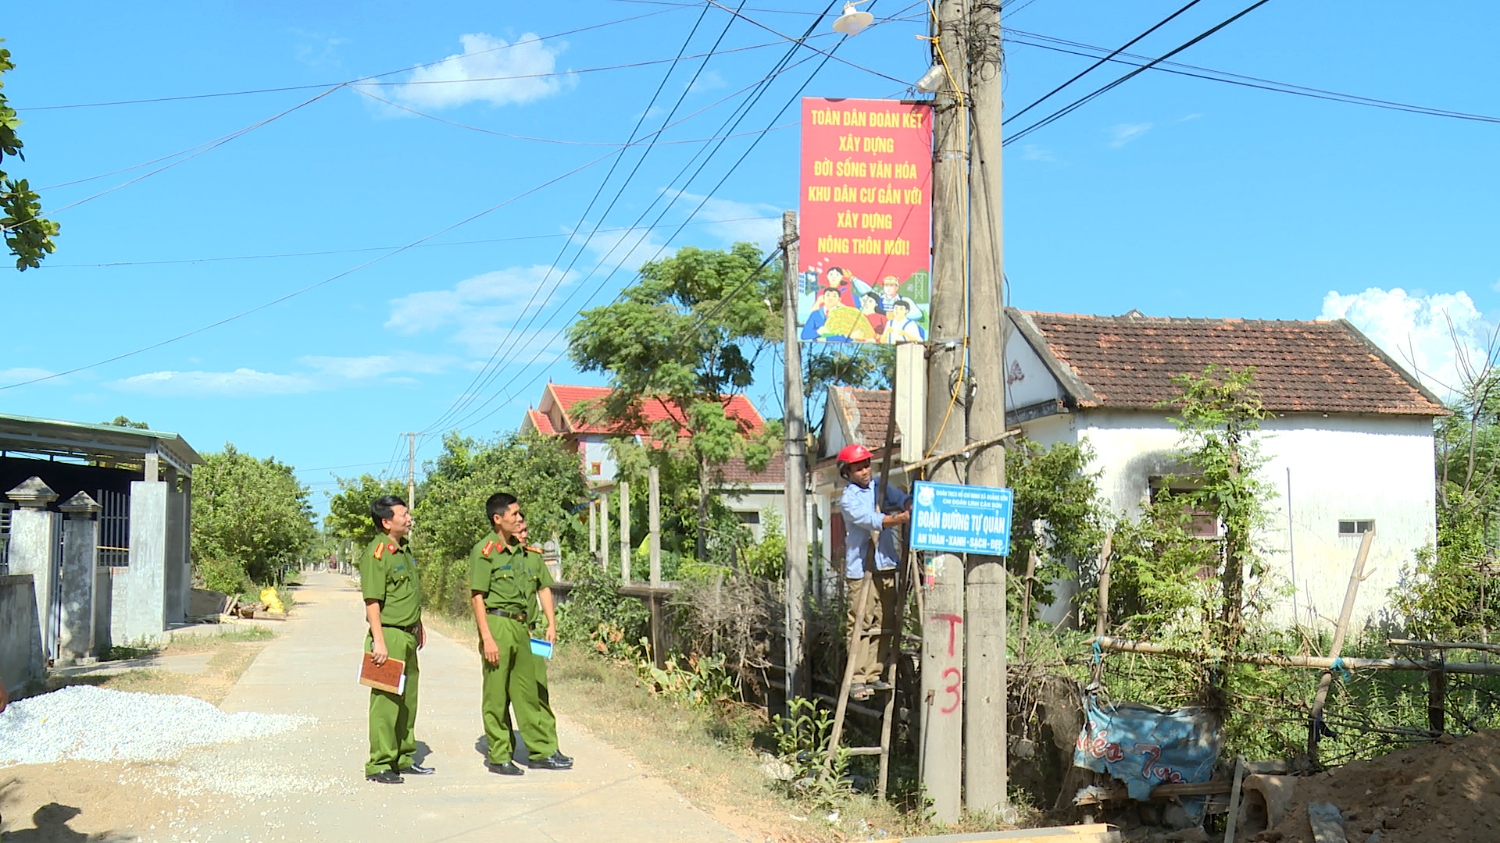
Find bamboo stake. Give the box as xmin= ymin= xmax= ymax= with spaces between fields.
xmin=1308 ymin=530 xmax=1374 ymax=765
xmin=1090 ymin=531 xmax=1114 ymax=686
xmin=1019 ymin=548 xmax=1038 ymax=663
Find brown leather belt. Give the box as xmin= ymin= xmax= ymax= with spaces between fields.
xmin=486 ymin=608 xmax=528 ymax=623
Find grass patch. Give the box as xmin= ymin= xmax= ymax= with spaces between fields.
xmin=48 ymin=626 xmax=277 ymax=706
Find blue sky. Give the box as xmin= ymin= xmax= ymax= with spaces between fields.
xmin=2 ymin=0 xmax=1497 ymax=507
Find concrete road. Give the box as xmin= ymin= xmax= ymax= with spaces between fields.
xmin=187 ymin=571 xmax=741 ymax=843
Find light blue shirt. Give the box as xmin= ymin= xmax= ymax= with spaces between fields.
xmin=840 ymin=478 xmax=910 ymax=579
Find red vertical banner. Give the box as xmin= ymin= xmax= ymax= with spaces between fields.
xmin=798 ymin=98 xmax=933 ymax=344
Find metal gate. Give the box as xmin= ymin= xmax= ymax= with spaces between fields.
xmin=46 ymin=512 xmax=63 ymax=662
xmin=0 ymin=502 xmax=11 ymax=576
xmin=98 ymin=488 xmax=130 ymax=568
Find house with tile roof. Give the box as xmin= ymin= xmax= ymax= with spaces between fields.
xmin=519 ymin=383 xmax=786 ymax=540
xmin=813 ymin=309 xmax=1446 ymax=628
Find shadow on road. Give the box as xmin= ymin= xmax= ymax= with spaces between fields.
xmin=0 ymin=798 xmax=135 ymax=843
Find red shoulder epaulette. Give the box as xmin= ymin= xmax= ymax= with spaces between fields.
xmin=482 ymin=540 xmax=494 ymax=557
xmin=373 ymin=543 xmax=385 ymax=560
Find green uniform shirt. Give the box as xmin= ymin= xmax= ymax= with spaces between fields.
xmin=360 ymin=535 xmax=422 ymax=628
xmin=468 ymin=536 xmax=553 ymax=616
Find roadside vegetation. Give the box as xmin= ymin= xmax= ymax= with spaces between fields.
xmin=48 ymin=626 xmax=276 ymax=706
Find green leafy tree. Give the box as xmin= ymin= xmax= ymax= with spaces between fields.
xmin=192 ymin=445 xmax=317 ymax=594
xmin=101 ymin=416 xmax=150 ymax=429
xmin=324 ymin=474 xmax=407 ymax=549
xmin=1006 ymin=438 xmax=1107 ymax=612
xmin=408 ymin=430 xmax=589 ymax=613
xmin=0 ymin=41 xmax=60 ymax=270
xmin=566 ymin=243 xmax=780 ymax=560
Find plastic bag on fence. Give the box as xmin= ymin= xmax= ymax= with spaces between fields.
xmin=1073 ymin=697 xmax=1222 ymax=805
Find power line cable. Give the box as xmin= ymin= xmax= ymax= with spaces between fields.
xmin=1002 ymin=0 xmax=1207 ymax=125
xmin=1006 ymin=29 xmax=1500 ymax=125
xmin=1004 ymin=0 xmax=1275 ymax=146
xmin=421 ymin=10 xmax=839 ymax=435
xmin=428 ymin=14 xmax=836 ymax=434
xmin=420 ymin=0 xmax=732 ymax=435
xmin=442 ymin=4 xmax=861 ymax=435
xmin=20 ymin=9 xmax=682 ymax=111
xmin=39 ymin=216 xmax=780 ymax=268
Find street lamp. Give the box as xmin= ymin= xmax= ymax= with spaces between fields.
xmin=832 ymin=1 xmax=874 ymax=35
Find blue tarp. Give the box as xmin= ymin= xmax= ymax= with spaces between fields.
xmin=1073 ymin=698 xmax=1222 ymax=802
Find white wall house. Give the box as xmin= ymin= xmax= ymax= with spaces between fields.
xmin=814 ymin=310 xmax=1446 ymax=629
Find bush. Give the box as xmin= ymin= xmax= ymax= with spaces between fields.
xmin=197 ymin=557 xmax=250 ymax=596
xmin=557 ymin=561 xmax=649 ymax=647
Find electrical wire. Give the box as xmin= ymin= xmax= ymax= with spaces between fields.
xmin=420 ymin=8 xmax=842 ymax=435
xmin=704 ymin=0 xmax=911 ymax=85
xmin=439 ymin=3 xmax=866 ymax=436
xmin=1006 ymin=29 xmax=1500 ymax=125
xmin=420 ymin=0 xmax=734 ymax=435
xmin=1002 ymin=0 xmax=1207 ymax=125
xmin=4 ymin=86 xmax=342 ymax=230
xmin=1004 ymin=0 xmax=1276 ymax=146
xmin=38 ymin=216 xmax=781 ymax=268
xmin=20 ymin=8 xmax=683 ymax=111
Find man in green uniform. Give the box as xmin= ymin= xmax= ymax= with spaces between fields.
xmin=361 ymin=495 xmax=432 ymax=784
xmin=469 ymin=492 xmax=572 ymax=775
xmin=513 ymin=515 xmax=572 ymax=768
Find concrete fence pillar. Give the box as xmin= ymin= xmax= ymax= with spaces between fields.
xmin=7 ymin=477 xmax=59 ymax=662
xmin=58 ymin=491 xmax=102 ymax=663
xmin=126 ymin=479 xmax=169 ymax=644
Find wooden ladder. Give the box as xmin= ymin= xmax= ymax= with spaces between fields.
xmin=824 ymin=555 xmax=915 ymax=800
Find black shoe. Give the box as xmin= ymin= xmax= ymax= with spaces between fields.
xmin=486 ymin=761 xmax=525 ymax=776
xmin=868 ymin=679 xmax=894 ymax=692
xmin=528 ymin=753 xmax=573 ymax=770
xmin=400 ymin=764 xmax=435 ymax=775
xmin=552 ymin=750 xmax=574 ymax=766
xmin=366 ymin=769 xmax=404 ymax=784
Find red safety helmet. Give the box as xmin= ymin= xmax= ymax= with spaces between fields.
xmin=837 ymin=443 xmax=874 ymax=467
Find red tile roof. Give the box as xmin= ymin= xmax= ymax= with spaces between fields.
xmin=830 ymin=387 xmax=896 ymax=449
xmin=524 ymin=408 xmax=556 ymax=435
xmin=717 ymin=445 xmax=786 ymax=485
xmin=540 ymin=383 xmax=767 ymax=437
xmin=1016 ymin=311 xmax=1446 ymax=416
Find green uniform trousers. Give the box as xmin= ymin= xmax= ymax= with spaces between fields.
xmin=365 ymin=627 xmax=420 ymax=776
xmin=504 ymin=644 xmax=558 ymax=748
xmin=481 ymin=615 xmax=557 ymax=764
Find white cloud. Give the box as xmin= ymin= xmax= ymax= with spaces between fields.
xmin=661 ymin=190 xmax=781 ymax=250
xmin=109 ymin=369 xmax=319 ymax=397
xmin=688 ymin=70 xmax=726 ymax=94
xmin=1020 ymin=144 xmax=1055 ymax=162
xmin=386 ymin=266 xmax=578 ymax=356
xmin=386 ymin=266 xmax=571 ymax=337
xmin=380 ymin=32 xmax=574 ymax=110
xmin=299 ymin=353 xmax=457 ymax=380
xmin=1109 ymin=122 xmax=1153 ymax=147
xmin=1320 ymin=287 xmax=1493 ymax=397
xmin=573 ymin=222 xmax=673 ymax=273
xmin=0 ymin=367 xmax=62 ymax=387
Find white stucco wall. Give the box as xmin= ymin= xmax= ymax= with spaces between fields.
xmin=579 ymin=436 xmax=618 ymax=485
xmin=721 ymin=486 xmax=787 ymax=542
xmin=1066 ymin=410 xmax=1436 ymax=629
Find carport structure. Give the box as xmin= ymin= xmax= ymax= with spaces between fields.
xmin=0 ymin=414 xmax=200 ymax=690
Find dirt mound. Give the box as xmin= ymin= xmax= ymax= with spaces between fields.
xmin=1258 ymin=731 xmax=1500 ymax=842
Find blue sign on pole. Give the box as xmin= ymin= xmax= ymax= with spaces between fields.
xmin=910 ymin=481 xmax=1014 ymax=556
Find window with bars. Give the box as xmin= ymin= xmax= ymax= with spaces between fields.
xmin=1338 ymin=519 xmax=1375 ymax=537
xmin=0 ymin=502 xmax=11 ymax=575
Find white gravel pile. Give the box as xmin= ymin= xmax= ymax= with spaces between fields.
xmin=0 ymin=685 xmax=314 ymax=767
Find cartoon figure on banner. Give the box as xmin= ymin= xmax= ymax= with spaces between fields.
xmin=859 ymin=292 xmax=887 ymax=341
xmin=883 ymin=298 xmax=927 ymax=344
xmin=879 ymin=276 xmax=902 ymax=312
xmin=824 ymin=266 xmax=859 ymax=308
xmin=801 ymin=285 xmax=874 ymax=342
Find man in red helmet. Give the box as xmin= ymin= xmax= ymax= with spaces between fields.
xmin=837 ymin=443 xmax=911 ymax=700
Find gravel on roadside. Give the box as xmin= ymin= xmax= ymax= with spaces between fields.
xmin=0 ymin=685 xmax=314 ymax=767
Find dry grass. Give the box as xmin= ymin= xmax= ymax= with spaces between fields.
xmin=47 ymin=627 xmax=276 ymax=706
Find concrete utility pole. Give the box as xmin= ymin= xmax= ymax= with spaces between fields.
xmin=601 ymin=492 xmax=610 ymax=572
xmin=406 ymin=432 xmax=418 ymax=507
xmin=963 ymin=0 xmax=1009 ymax=817
xmin=781 ymin=210 xmax=810 ymax=704
xmin=921 ymin=0 xmax=972 ymax=823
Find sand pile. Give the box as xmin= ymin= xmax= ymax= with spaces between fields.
xmin=1254 ymin=731 xmax=1500 ymax=842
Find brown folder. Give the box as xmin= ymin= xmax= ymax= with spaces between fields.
xmin=358 ymin=652 xmax=407 ymax=694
